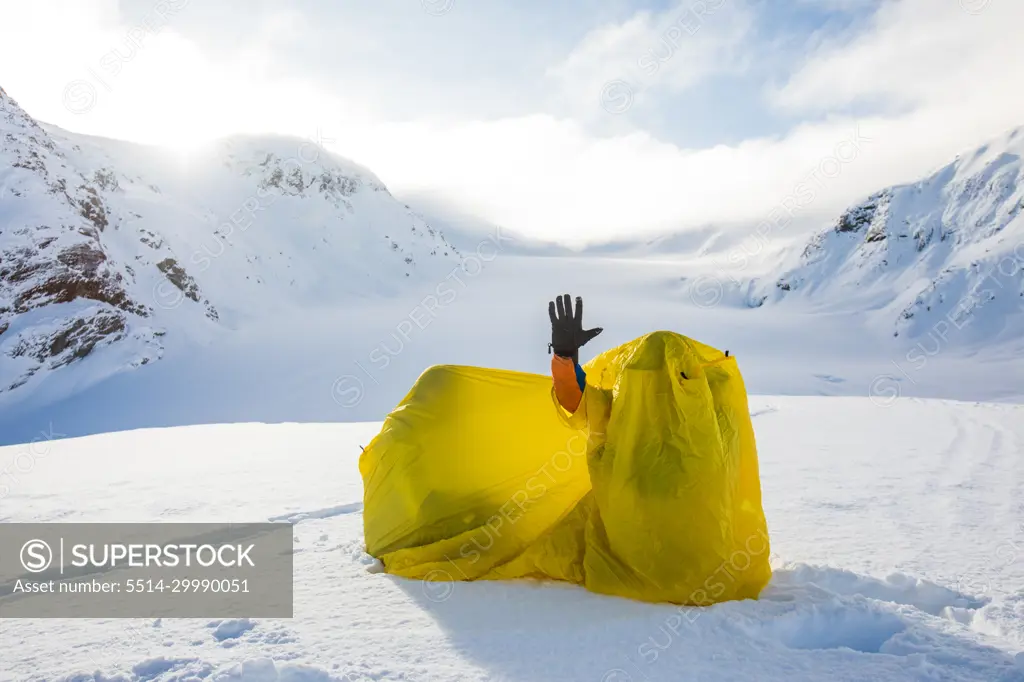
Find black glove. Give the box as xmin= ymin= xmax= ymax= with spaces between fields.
xmin=548 ymin=294 xmax=603 ymax=363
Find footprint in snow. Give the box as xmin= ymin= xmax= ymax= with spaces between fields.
xmin=771 ymin=601 xmax=907 ymax=654
xmin=131 ymin=656 xmax=211 ymax=680
xmin=209 ymin=618 xmax=256 ymax=642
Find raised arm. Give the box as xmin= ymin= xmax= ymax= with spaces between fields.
xmin=548 ymin=294 xmax=602 ymax=412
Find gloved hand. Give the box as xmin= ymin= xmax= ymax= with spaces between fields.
xmin=548 ymin=294 xmax=603 ymax=363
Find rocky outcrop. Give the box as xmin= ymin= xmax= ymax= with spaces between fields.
xmin=7 ymin=310 xmax=126 ymax=368
xmin=1 ymin=86 xmax=154 ymax=391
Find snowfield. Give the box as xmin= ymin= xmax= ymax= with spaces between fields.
xmin=2 ymin=397 xmax=1024 ymax=682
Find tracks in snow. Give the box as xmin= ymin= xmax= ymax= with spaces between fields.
xmin=267 ymin=502 xmax=363 ymax=524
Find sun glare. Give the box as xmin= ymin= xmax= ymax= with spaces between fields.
xmin=162 ymin=132 xmax=218 ymax=164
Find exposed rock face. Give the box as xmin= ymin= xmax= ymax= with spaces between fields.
xmin=155 ymin=257 xmax=218 ymax=321
xmin=833 ymin=191 xmax=889 ymax=237
xmin=0 ymin=85 xmax=460 ymax=399
xmin=156 ymin=258 xmax=200 ymax=303
xmin=1 ymin=86 xmax=152 ymax=391
xmin=11 ymin=242 xmax=144 ymax=315
xmin=8 ymin=310 xmax=126 ymax=368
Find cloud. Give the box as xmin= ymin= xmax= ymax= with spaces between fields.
xmin=358 ymin=0 xmax=1021 ymax=244
xmin=791 ymin=0 xmax=880 ymax=10
xmin=342 ymin=114 xmax=879 ymax=246
xmin=547 ymin=0 xmax=755 ymax=119
xmin=1 ymin=0 xmax=1021 ymax=246
xmin=772 ymin=0 xmax=1023 ymax=115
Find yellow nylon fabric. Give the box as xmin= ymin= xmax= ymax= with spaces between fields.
xmin=359 ymin=331 xmax=771 ymax=604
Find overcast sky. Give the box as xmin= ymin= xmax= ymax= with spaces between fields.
xmin=2 ymin=0 xmax=1022 ymax=244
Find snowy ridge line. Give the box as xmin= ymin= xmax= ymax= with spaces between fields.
xmin=1 ymin=86 xmax=462 ymax=404
xmin=150 ymin=130 xmax=341 ymax=314
xmin=747 ymin=125 xmax=1024 ymax=342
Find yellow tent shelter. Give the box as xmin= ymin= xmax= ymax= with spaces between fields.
xmin=359 ymin=331 xmax=771 ymax=605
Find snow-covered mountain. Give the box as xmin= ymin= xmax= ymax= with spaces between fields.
xmin=0 ymin=86 xmax=460 ymax=398
xmin=752 ymin=127 xmax=1024 ymax=342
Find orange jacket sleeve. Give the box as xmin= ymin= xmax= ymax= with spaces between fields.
xmin=551 ymin=355 xmax=583 ymax=413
